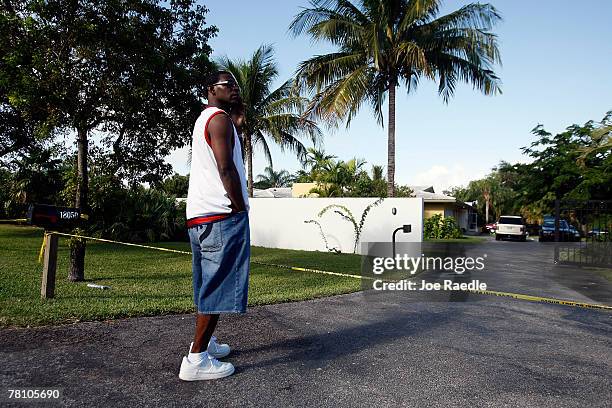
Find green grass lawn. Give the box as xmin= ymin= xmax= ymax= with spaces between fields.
xmin=0 ymin=225 xmax=362 ymax=327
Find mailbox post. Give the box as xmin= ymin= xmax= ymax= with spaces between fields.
xmin=27 ymin=204 xmax=85 ymax=299
xmin=41 ymin=233 xmax=59 ymax=299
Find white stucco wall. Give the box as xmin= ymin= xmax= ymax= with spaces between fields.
xmin=248 ymin=197 xmax=424 ymax=254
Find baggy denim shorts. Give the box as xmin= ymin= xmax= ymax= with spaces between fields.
xmin=188 ymin=211 xmax=250 ymax=314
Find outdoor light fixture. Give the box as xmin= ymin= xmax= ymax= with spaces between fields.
xmin=392 ymin=224 xmax=412 ymax=259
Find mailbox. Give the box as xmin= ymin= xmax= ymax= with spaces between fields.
xmin=27 ymin=204 xmax=85 ymax=229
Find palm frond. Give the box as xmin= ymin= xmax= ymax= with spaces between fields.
xmin=289 ymin=1 xmax=366 ymax=46
xmin=252 ymin=130 xmax=273 ymax=168
xmin=418 ymin=3 xmax=502 ymax=32
xmin=399 ymin=0 xmax=442 ymax=30
xmin=304 ymin=65 xmax=374 ymax=126
xmin=295 ymin=51 xmax=368 ymax=91
xmin=431 ymin=51 xmax=501 ymax=102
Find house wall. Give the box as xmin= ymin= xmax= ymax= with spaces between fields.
xmin=456 ymin=208 xmax=469 ymax=231
xmin=291 ymin=182 xmax=320 ymax=197
xmin=424 ymin=202 xmax=455 ymax=219
xmin=249 ymin=197 xmax=424 ymax=254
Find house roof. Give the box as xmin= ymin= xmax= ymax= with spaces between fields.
xmin=408 ymin=186 xmax=475 ymax=209
xmin=414 ymin=190 xmax=457 ymax=202
xmin=409 ymin=185 xmax=436 ymax=193
xmin=408 ymin=185 xmax=455 ymax=202
xmin=253 ymin=187 xmax=292 ymax=198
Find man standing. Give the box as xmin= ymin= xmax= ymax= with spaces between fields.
xmin=179 ymin=71 xmax=250 ymax=381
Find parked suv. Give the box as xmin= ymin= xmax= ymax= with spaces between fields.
xmin=495 ymin=216 xmax=527 ymax=241
xmin=539 ymin=216 xmax=580 ymax=242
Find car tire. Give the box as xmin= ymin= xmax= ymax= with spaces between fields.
xmin=495 ymin=235 xmax=501 ymax=241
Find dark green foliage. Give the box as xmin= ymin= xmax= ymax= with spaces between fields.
xmin=1 ymin=145 xmax=67 ymax=218
xmin=424 ymin=214 xmax=463 ymax=239
xmin=157 ymin=174 xmax=190 ymax=198
xmin=106 ymin=187 xmax=186 ymax=243
xmin=450 ymin=112 xmax=611 ymax=224
xmin=297 ymin=148 xmax=412 ymax=198
xmin=1 ymin=0 xmax=216 ymax=175
xmin=254 ymin=167 xmax=294 ymax=189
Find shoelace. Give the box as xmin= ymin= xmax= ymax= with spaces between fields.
xmin=206 ymin=353 xmax=223 ymax=368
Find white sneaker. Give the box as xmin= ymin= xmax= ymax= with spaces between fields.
xmin=178 ymin=352 xmax=234 ymax=381
xmin=188 ymin=337 xmax=231 ymax=359
xmin=207 ymin=336 xmax=231 ymax=359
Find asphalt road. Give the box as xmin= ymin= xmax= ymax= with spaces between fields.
xmin=1 ymin=239 xmax=611 ymax=407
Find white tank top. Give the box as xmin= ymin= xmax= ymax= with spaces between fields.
xmin=186 ymin=107 xmax=249 ymax=219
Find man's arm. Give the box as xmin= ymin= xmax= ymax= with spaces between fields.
xmin=208 ymin=113 xmax=246 ymax=213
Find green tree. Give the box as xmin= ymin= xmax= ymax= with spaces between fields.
xmin=290 ymin=0 xmax=502 ymax=197
xmin=1 ymin=145 xmax=66 ymax=218
xmin=451 ymin=113 xmax=611 ymax=225
xmin=158 ymin=174 xmax=190 ymax=198
xmin=303 ymin=147 xmax=337 ymax=179
xmin=520 ymin=114 xmax=611 ymax=203
xmin=577 ymin=111 xmax=611 ymax=169
xmin=351 ymin=164 xmax=386 ymax=197
xmin=309 ymin=157 xmax=367 ymax=197
xmin=370 ymin=164 xmax=387 ymax=197
xmin=293 ymin=168 xmax=314 ymax=183
xmin=1 ymin=0 xmax=216 ymax=280
xmin=451 ymin=171 xmax=515 ymax=224
xmin=254 ymin=167 xmax=294 ymax=189
xmin=217 ymin=45 xmax=321 ymax=197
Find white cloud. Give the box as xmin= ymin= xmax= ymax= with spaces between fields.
xmin=411 ymin=164 xmax=486 ymax=193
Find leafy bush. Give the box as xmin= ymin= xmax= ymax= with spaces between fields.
xmin=424 ymin=214 xmax=463 ymax=239
xmin=106 ymin=187 xmax=187 ymax=243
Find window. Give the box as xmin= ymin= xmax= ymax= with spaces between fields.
xmin=499 ymin=217 xmax=523 ymax=225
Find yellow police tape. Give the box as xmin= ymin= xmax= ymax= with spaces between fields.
xmin=468 ymin=289 xmax=612 ymax=311
xmin=38 ymin=232 xmax=47 ymax=263
xmin=36 ymin=231 xmax=612 ymax=312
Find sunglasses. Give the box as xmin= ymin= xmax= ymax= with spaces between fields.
xmin=211 ymin=80 xmax=241 ymax=92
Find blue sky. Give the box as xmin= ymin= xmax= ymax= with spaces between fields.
xmin=166 ymin=0 xmax=612 ymax=193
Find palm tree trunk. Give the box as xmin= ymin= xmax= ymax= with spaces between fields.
xmin=245 ymin=134 xmax=254 ymax=197
xmin=387 ymin=78 xmax=396 ymax=197
xmin=69 ymin=127 xmax=88 ymax=282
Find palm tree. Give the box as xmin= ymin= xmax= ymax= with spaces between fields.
xmin=370 ymin=164 xmax=387 ymax=196
xmin=473 ymin=178 xmax=492 ymax=223
xmin=217 ymin=45 xmax=322 ymax=197
xmin=371 ymin=164 xmax=385 ymax=182
xmin=290 ymin=0 xmax=502 ymax=196
xmin=309 ymin=157 xmax=367 ymax=196
xmin=255 ymin=167 xmax=294 ymax=189
xmin=303 ymin=147 xmax=337 ymax=174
